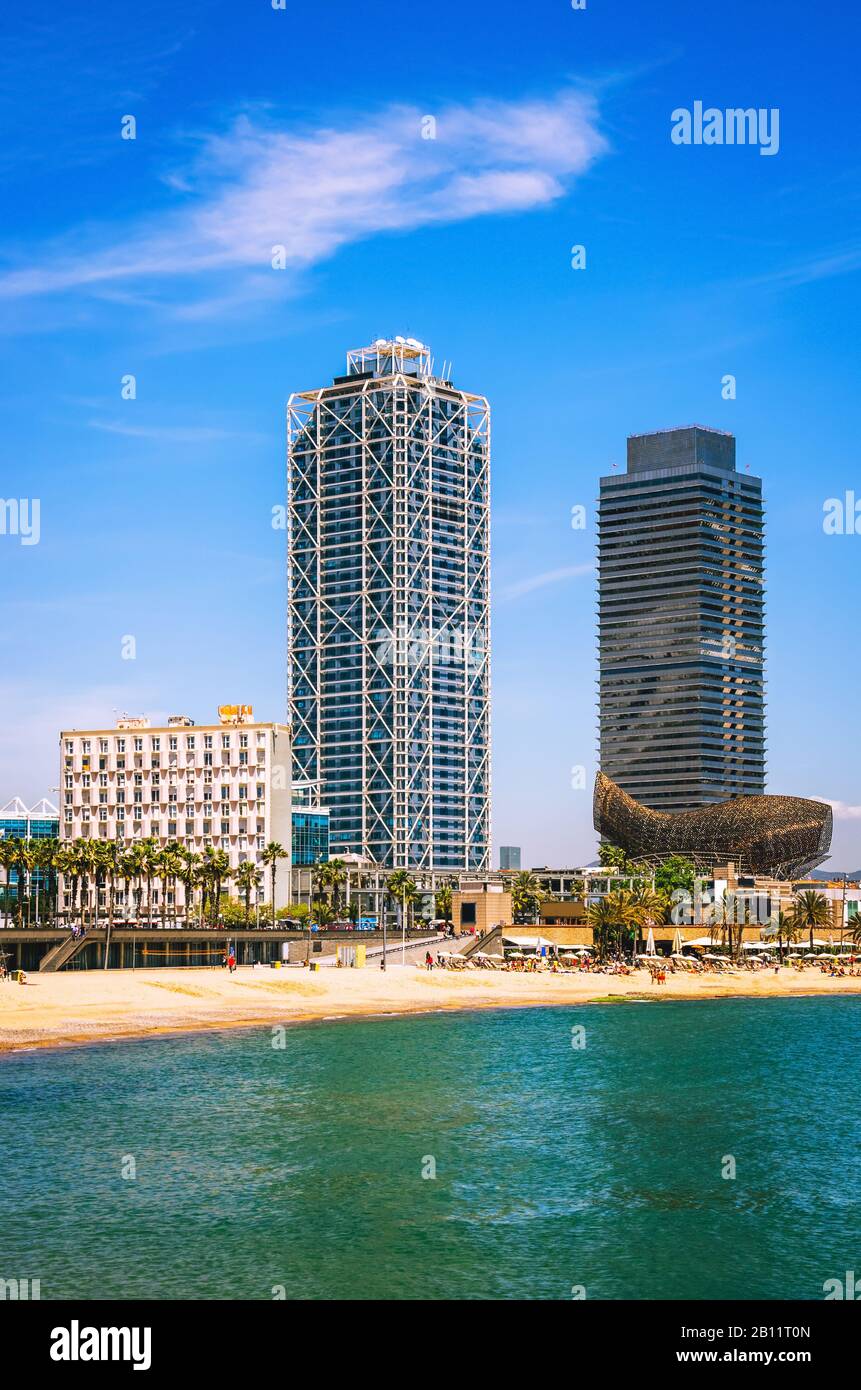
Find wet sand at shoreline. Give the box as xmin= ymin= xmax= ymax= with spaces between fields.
xmin=2 ymin=962 xmax=860 ymax=1053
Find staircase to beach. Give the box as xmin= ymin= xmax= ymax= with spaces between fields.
xmin=38 ymin=932 xmax=91 ymax=972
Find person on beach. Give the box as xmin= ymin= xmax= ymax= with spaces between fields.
xmin=228 ymin=950 xmax=236 ymax=974
xmin=425 ymin=951 xmax=433 ymax=971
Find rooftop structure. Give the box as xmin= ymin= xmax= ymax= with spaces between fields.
xmin=593 ymin=770 xmax=832 ymax=880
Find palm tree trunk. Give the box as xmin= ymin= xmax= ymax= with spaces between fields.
xmin=104 ymin=872 xmax=114 ymax=970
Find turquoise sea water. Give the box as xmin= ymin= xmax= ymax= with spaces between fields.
xmin=2 ymin=998 xmax=859 ymax=1300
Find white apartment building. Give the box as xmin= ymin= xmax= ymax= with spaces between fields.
xmin=59 ymin=708 xmax=292 ymax=912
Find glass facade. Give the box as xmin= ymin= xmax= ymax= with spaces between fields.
xmin=291 ymin=810 xmax=330 ymax=867
xmin=288 ymin=340 xmax=491 ymax=870
xmin=0 ymin=806 xmax=59 ymax=901
xmin=598 ymin=427 xmax=765 ymax=813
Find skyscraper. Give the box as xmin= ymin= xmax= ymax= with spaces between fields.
xmin=499 ymin=845 xmax=521 ymax=871
xmin=287 ymin=338 xmax=491 ymax=870
xmin=598 ymin=426 xmax=765 ymax=813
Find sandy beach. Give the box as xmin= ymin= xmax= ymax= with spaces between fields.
xmin=1 ymin=962 xmax=860 ymax=1052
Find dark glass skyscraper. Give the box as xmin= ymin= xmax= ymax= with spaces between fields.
xmin=287 ymin=338 xmax=491 ymax=870
xmin=598 ymin=426 xmax=765 ymax=813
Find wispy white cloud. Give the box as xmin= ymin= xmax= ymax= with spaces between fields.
xmin=88 ymin=420 xmax=265 ymax=444
xmin=817 ymin=797 xmax=861 ymax=822
xmin=738 ymin=245 xmax=861 ymax=292
xmin=500 ymin=563 xmax=594 ymax=600
xmin=0 ymin=91 xmax=608 ymax=315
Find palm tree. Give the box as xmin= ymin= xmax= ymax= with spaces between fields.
xmin=324 ymin=858 xmax=347 ymax=915
xmin=629 ymin=883 xmax=668 ymax=958
xmin=587 ymin=898 xmax=622 ymax=962
xmin=123 ymin=842 xmax=146 ymax=925
xmin=773 ymin=908 xmax=801 ymax=962
xmin=177 ymin=848 xmax=201 ymax=925
xmin=307 ymin=895 xmax=333 ymax=963
xmin=388 ymin=870 xmax=419 ymax=933
xmin=510 ymin=871 xmax=544 ymax=925
xmin=82 ymin=838 xmax=102 ymax=931
xmin=234 ymin=861 xmax=262 ymax=925
xmin=609 ymin=888 xmax=646 ymax=961
xmin=139 ymin=837 xmax=161 ymax=927
xmin=792 ymin=889 xmax=831 ymax=954
xmin=202 ymin=847 xmax=231 ymax=926
xmin=0 ymin=838 xmax=16 ymax=928
xmin=95 ymin=839 xmax=118 ymax=967
xmin=260 ymin=842 xmax=287 ymax=917
xmin=9 ymin=834 xmax=33 ymax=922
xmin=90 ymin=839 xmax=113 ymax=935
xmin=40 ymin=837 xmax=62 ymax=925
xmin=435 ymin=882 xmax=453 ymax=928
xmin=54 ymin=843 xmax=78 ymax=929
xmin=14 ymin=839 xmax=35 ymax=927
xmin=157 ymin=847 xmax=184 ymax=928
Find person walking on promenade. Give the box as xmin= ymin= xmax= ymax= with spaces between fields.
xmin=228 ymin=949 xmax=236 ymax=974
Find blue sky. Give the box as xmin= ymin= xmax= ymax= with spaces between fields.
xmin=2 ymin=0 xmax=861 ymax=868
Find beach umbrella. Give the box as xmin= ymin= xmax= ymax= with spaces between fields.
xmin=645 ymin=926 xmax=656 ymax=955
xmin=672 ymin=928 xmax=682 ymax=954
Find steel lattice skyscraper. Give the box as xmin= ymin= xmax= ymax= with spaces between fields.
xmin=287 ymin=338 xmax=491 ymax=870
xmin=598 ymin=426 xmax=765 ymax=813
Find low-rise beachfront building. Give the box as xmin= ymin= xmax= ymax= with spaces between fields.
xmin=451 ymin=886 xmax=512 ymax=935
xmin=58 ymin=709 xmax=292 ymax=915
xmin=0 ymin=796 xmax=59 ymax=911
xmin=291 ymin=782 xmax=330 ymax=867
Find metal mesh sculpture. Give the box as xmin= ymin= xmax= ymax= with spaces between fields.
xmin=593 ymin=771 xmax=832 ymax=880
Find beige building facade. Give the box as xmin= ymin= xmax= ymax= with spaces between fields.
xmin=59 ymin=709 xmax=292 ymax=910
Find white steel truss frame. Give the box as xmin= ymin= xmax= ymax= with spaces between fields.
xmin=287 ymin=366 xmax=490 ymax=871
